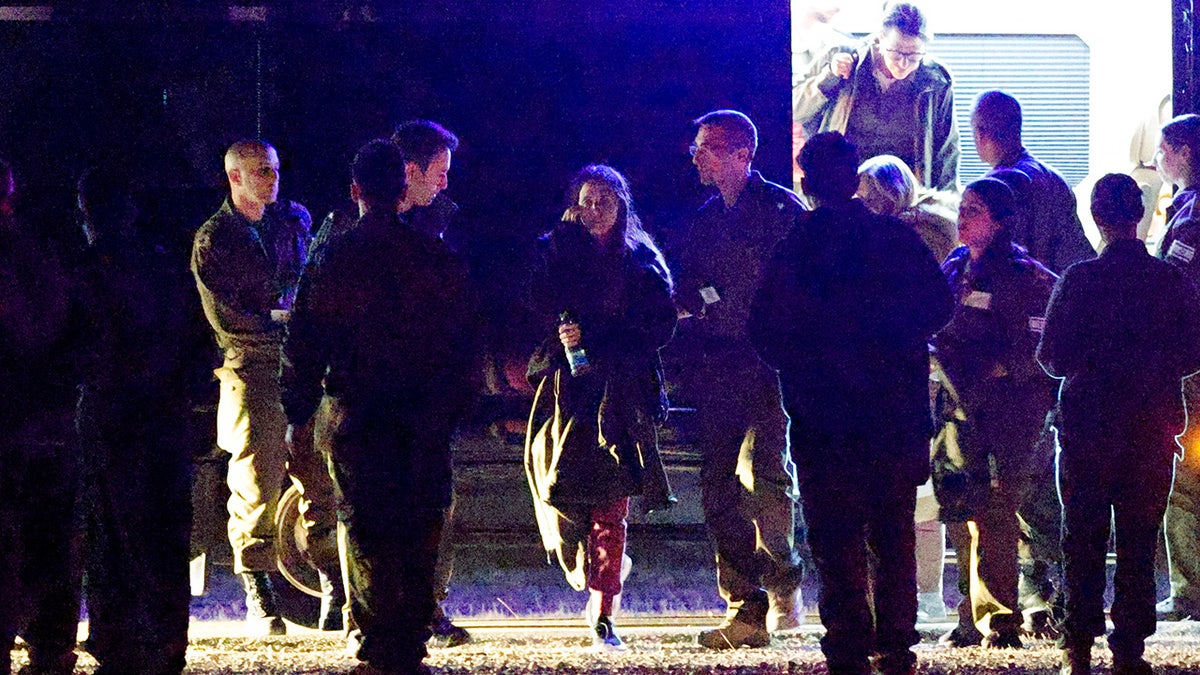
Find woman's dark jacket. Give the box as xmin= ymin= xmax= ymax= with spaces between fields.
xmin=932 ymin=239 xmax=1058 ymax=485
xmin=525 ymin=221 xmax=676 ymax=512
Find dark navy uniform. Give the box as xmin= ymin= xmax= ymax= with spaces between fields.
xmin=751 ymin=198 xmax=952 ymax=674
xmin=1038 ymin=237 xmax=1200 ymax=661
xmin=933 ymin=240 xmax=1058 ymax=642
xmin=1156 ymin=187 xmax=1200 ymax=618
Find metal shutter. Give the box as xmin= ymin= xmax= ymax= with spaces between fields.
xmin=934 ymin=34 xmax=1091 ymax=187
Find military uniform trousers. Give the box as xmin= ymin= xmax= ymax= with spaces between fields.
xmin=692 ymin=358 xmax=802 ymax=611
xmin=215 ymin=356 xmax=339 ymax=573
xmin=794 ymin=440 xmax=920 ymax=675
xmin=78 ymin=393 xmax=192 ymax=674
xmin=1058 ymin=421 xmax=1175 ymax=661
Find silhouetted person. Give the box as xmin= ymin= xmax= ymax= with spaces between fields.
xmin=0 ymin=158 xmax=82 ymax=675
xmin=312 ymin=120 xmax=461 ymax=255
xmin=191 ymin=140 xmax=342 ymax=634
xmin=971 ymin=90 xmax=1095 ymax=273
xmin=1040 ymin=173 xmax=1200 ymax=675
xmin=674 ymin=110 xmax=806 ymax=648
xmin=283 ymin=140 xmax=478 ymax=675
xmin=73 ymin=167 xmax=197 ymax=674
xmin=751 ymin=132 xmax=953 ymax=675
xmin=313 ymin=121 xmax=473 ymax=646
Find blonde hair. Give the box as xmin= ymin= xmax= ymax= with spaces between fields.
xmin=857 ymin=154 xmax=917 ymax=216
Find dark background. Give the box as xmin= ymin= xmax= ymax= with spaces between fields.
xmin=0 ymin=0 xmax=790 ymax=358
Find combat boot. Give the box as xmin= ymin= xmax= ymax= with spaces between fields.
xmin=241 ymin=571 xmax=286 ymax=636
xmin=698 ymin=591 xmax=770 ymax=650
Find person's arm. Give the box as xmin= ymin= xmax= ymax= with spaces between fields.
xmin=1035 ymin=271 xmax=1078 ymax=379
xmin=749 ymin=234 xmax=804 ymax=370
xmin=193 ymin=224 xmax=278 ymax=335
xmin=928 ymin=81 xmax=961 ymax=192
xmin=794 ymin=44 xmax=855 ymax=136
xmin=281 ymin=245 xmax=335 ymax=429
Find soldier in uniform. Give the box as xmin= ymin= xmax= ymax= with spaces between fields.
xmin=283 ymin=140 xmax=479 ymax=675
xmin=1040 ymin=173 xmax=1200 ymax=675
xmin=0 ymin=159 xmax=81 ymax=675
xmin=751 ymin=132 xmax=952 ymax=675
xmin=795 ymin=2 xmax=960 ymax=190
xmin=673 ymin=110 xmax=806 ymax=649
xmin=191 ymin=140 xmax=342 ymax=634
xmin=1154 ymin=113 xmax=1200 ymax=622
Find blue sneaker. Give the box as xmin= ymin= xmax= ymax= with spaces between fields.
xmin=591 ymin=615 xmax=627 ymax=652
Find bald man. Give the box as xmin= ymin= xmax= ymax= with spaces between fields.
xmin=191 ymin=140 xmax=341 ymax=635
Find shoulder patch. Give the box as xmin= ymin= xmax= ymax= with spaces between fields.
xmin=1168 ymin=239 xmax=1196 ymax=265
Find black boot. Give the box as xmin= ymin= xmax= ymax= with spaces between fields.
xmin=241 ymin=571 xmax=286 ymax=636
xmin=429 ymin=603 xmax=471 ymax=647
xmin=1060 ymin=646 xmax=1091 ymax=675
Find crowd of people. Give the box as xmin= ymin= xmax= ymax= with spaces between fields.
xmin=3 ymin=2 xmax=1200 ymax=675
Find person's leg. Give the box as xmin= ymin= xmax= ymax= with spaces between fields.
xmin=0 ymin=439 xmax=27 ymax=675
xmin=587 ymin=498 xmax=630 ymax=615
xmin=869 ymin=477 xmax=920 ymax=675
xmin=1108 ymin=444 xmax=1173 ymax=667
xmin=1162 ymin=385 xmax=1200 ymax=617
xmin=940 ymin=520 xmax=983 ymax=646
xmin=695 ymin=365 xmax=769 ymax=644
xmin=1056 ymin=439 xmax=1112 ymax=658
xmin=287 ymin=414 xmax=343 ymax=631
xmin=428 ymin=494 xmax=471 ymax=646
xmin=332 ymin=425 xmax=444 ymax=674
xmin=216 ymin=362 xmax=288 ymax=633
xmin=1016 ymin=414 xmax=1064 ymax=630
xmin=1163 ymin=454 xmax=1200 ymax=613
xmin=19 ymin=426 xmax=83 ymax=674
xmin=972 ymin=479 xmax=1023 ymax=644
xmin=586 ymin=497 xmax=630 ymax=651
xmin=797 ymin=457 xmax=873 ymax=675
xmin=745 ymin=367 xmax=804 ymax=631
xmin=915 ymin=519 xmax=947 ymax=619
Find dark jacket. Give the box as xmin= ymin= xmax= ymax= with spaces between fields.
xmin=1039 ymin=238 xmax=1200 ymax=445
xmin=989 ymin=149 xmax=1095 ymax=273
xmin=0 ymin=217 xmax=75 ymax=427
xmin=190 ymin=198 xmax=311 ymax=362
xmin=75 ymin=232 xmax=202 ymax=417
xmin=674 ymin=171 xmax=805 ymax=360
xmin=311 ymin=193 xmax=461 ymax=261
xmin=282 ymin=209 xmax=478 ymax=508
xmin=750 ymin=199 xmax=953 ymax=485
xmin=525 ymin=221 xmax=676 ymax=511
xmin=796 ymin=41 xmax=960 ymax=190
xmin=934 ymin=240 xmax=1058 ymax=412
xmin=1159 ymin=187 xmax=1200 ymax=285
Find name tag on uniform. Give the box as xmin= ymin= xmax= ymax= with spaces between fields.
xmin=699 ymin=286 xmax=721 ymax=305
xmin=963 ymin=290 xmax=992 ymax=310
xmin=1168 ymin=239 xmax=1196 ymax=264
xmin=1028 ymin=316 xmax=1047 ymax=334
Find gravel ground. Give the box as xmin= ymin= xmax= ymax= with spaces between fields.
xmin=12 ymin=620 xmax=1200 ymax=674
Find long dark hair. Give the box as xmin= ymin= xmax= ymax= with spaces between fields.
xmin=964 ymin=177 xmax=1018 ymax=258
xmin=565 ymin=164 xmax=672 ymax=290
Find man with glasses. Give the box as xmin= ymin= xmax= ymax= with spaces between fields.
xmin=674 ymin=110 xmax=807 ymax=649
xmin=795 ymin=1 xmax=960 ymax=191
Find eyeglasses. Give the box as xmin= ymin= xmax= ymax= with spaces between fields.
xmin=882 ymin=47 xmax=925 ymax=65
xmin=689 ymin=143 xmax=731 ymax=158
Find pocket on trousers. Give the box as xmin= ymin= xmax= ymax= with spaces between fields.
xmin=214 ymin=367 xmax=249 ymax=453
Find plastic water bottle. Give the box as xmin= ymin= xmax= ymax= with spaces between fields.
xmin=559 ymin=311 xmax=593 ymax=377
